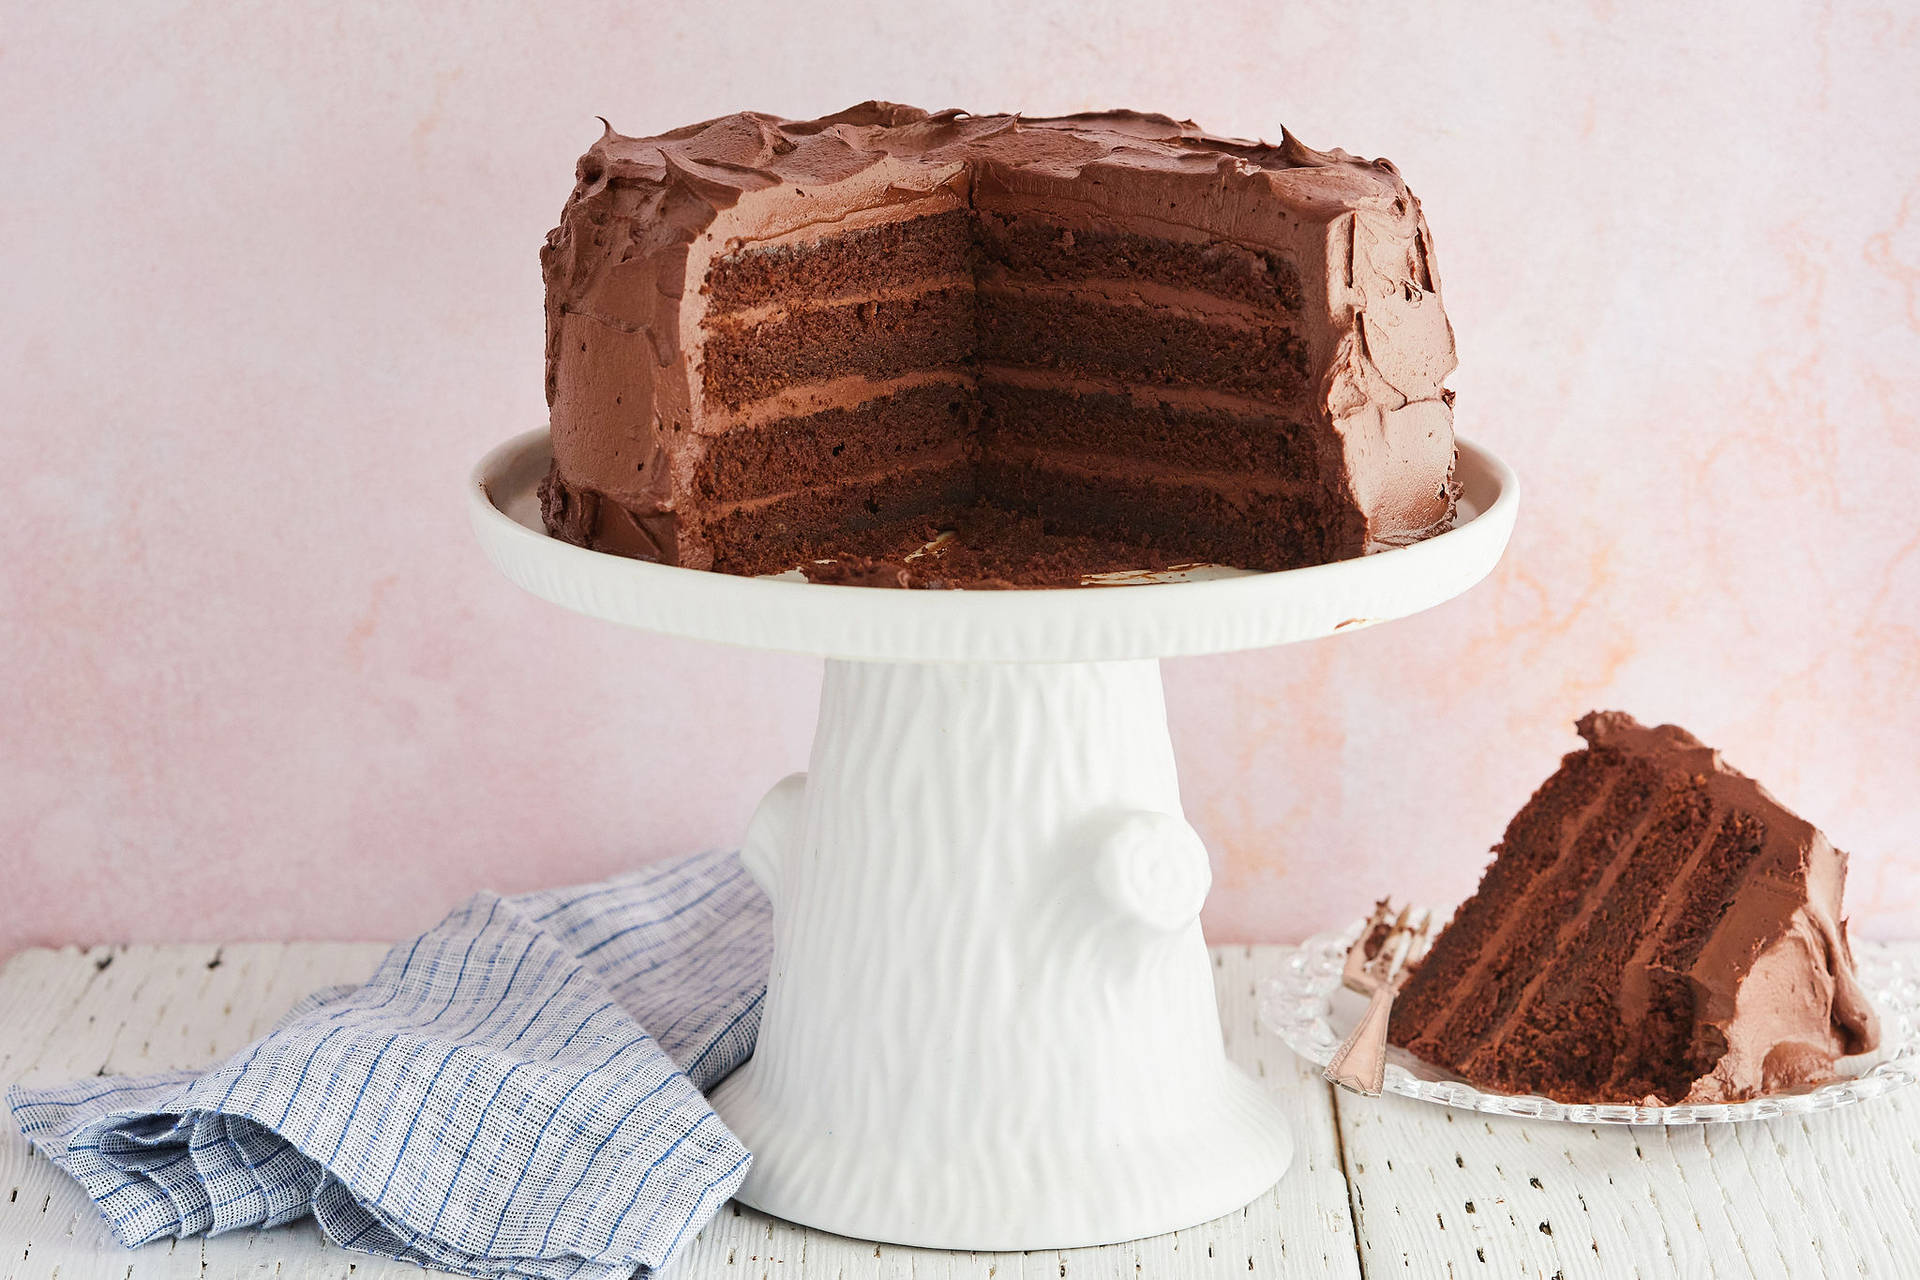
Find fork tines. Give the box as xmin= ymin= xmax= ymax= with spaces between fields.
xmin=1341 ymin=900 xmax=1435 ymax=995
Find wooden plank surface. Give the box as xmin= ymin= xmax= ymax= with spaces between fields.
xmin=1332 ymin=941 xmax=1920 ymax=1278
xmin=3 ymin=942 xmax=1917 ymax=1279
xmin=0 ymin=944 xmax=1358 ymax=1279
xmin=1336 ymin=1071 xmax=1920 ymax=1277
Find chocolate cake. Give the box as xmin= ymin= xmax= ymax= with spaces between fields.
xmin=1389 ymin=712 xmax=1880 ymax=1105
xmin=537 ymin=102 xmax=1459 ymax=586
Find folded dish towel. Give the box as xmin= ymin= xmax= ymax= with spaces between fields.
xmin=6 ymin=848 xmax=771 ymax=1280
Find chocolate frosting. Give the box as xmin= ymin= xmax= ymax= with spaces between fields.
xmin=540 ymin=102 xmax=1458 ymax=572
xmin=1576 ymin=712 xmax=1880 ymax=1102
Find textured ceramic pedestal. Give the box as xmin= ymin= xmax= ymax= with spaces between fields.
xmin=469 ymin=429 xmax=1518 ymax=1250
xmin=711 ymin=658 xmax=1285 ymax=1247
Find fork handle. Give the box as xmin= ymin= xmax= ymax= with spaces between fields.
xmin=1324 ymin=982 xmax=1397 ymax=1097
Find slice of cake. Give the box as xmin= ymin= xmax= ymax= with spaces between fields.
xmin=1388 ymin=712 xmax=1879 ymax=1105
xmin=537 ymin=102 xmax=1459 ymax=585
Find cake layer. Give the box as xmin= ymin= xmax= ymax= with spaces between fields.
xmin=975 ymin=458 xmax=1349 ymax=570
xmin=974 ymin=293 xmax=1311 ymax=401
xmin=708 ymin=208 xmax=1308 ymax=319
xmin=692 ymin=458 xmax=976 ymax=576
xmin=976 ymin=211 xmax=1305 ymax=312
xmin=705 ymin=209 xmax=977 ymax=314
xmin=701 ymin=287 xmax=976 ymax=409
xmin=707 ymin=279 xmax=1306 ymax=411
xmin=977 ymin=379 xmax=1323 ymax=478
xmin=695 ymin=380 xmax=975 ymax=503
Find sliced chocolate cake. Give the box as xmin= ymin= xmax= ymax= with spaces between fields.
xmin=538 ymin=102 xmax=1459 ymax=585
xmin=1389 ymin=712 xmax=1879 ymax=1105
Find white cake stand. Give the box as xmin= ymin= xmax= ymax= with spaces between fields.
xmin=468 ymin=429 xmax=1518 ymax=1251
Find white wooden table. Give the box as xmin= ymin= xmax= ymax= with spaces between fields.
xmin=3 ymin=943 xmax=1917 ymax=1280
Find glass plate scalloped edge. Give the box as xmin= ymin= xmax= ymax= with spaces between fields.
xmin=1258 ymin=916 xmax=1920 ymax=1125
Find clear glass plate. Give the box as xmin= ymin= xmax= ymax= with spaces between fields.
xmin=1259 ymin=916 xmax=1920 ymax=1125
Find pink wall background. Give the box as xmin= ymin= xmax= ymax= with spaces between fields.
xmin=4 ymin=2 xmax=1916 ymax=958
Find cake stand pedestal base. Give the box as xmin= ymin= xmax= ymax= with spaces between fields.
xmin=709 ymin=658 xmax=1292 ymax=1249
xmin=470 ymin=429 xmax=1517 ymax=1251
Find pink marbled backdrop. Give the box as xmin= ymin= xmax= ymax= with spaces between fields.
xmin=3 ymin=2 xmax=1916 ymax=959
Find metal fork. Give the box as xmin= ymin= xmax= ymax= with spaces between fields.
xmin=1323 ymin=901 xmax=1434 ymax=1097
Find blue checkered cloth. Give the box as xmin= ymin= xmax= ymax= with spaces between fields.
xmin=6 ymin=848 xmax=771 ymax=1280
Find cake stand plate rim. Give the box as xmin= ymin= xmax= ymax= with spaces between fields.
xmin=468 ymin=430 xmax=1518 ymax=662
